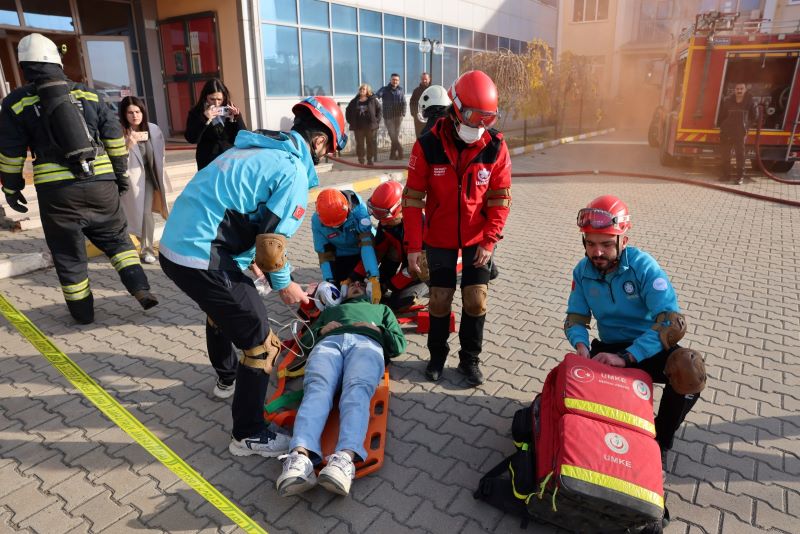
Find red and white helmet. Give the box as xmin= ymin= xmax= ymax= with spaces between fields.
xmin=292 ymin=96 xmax=348 ymax=153
xmin=577 ymin=195 xmax=631 ymax=236
xmin=368 ymin=180 xmax=403 ymax=222
xmin=448 ymin=70 xmax=498 ymax=129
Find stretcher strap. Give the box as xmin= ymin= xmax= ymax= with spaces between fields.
xmin=264 ymin=389 xmax=304 ymax=414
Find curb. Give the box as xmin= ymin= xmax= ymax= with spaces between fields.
xmin=0 ymin=172 xmax=406 ymax=280
xmin=508 ymin=127 xmax=616 ymax=156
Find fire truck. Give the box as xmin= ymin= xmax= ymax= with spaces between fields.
xmin=649 ymin=11 xmax=800 ymax=172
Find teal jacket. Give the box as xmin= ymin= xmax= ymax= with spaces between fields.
xmin=301 ymin=296 xmax=407 ymax=361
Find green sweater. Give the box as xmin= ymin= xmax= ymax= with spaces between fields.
xmin=301 ymin=296 xmax=407 ymax=360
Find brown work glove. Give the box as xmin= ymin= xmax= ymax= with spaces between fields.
xmin=664 ymin=348 xmax=707 ymax=395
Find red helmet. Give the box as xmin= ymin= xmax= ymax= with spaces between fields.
xmin=448 ymin=70 xmax=498 ymax=128
xmin=577 ymin=195 xmax=631 ymax=235
xmin=316 ymin=189 xmax=349 ymax=227
xmin=292 ymin=96 xmax=348 ymax=153
xmin=368 ymin=181 xmax=403 ymax=222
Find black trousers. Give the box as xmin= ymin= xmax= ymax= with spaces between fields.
xmin=590 ymin=340 xmax=700 ymax=452
xmin=425 ymin=245 xmax=493 ymax=365
xmin=330 ymin=254 xmax=362 ymax=284
xmin=719 ymin=132 xmax=746 ymax=180
xmin=37 ymin=180 xmax=149 ymax=320
xmin=159 ymin=255 xmax=271 ymax=440
xmin=353 ymin=129 xmax=378 ymax=163
xmin=384 ymin=117 xmax=403 ymax=159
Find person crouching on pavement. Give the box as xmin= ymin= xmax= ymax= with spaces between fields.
xmin=312 ymin=188 xmax=382 ymax=303
xmin=404 ymin=70 xmax=512 ymax=386
xmin=565 ymin=194 xmax=707 ymax=478
xmin=159 ymin=96 xmax=348 ymax=458
xmin=276 ymin=279 xmax=407 ymax=497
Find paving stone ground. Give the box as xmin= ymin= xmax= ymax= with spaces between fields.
xmin=1 ymin=130 xmax=798 ymax=533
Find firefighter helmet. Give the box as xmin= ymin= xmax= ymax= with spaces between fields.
xmin=418 ymin=85 xmax=451 ymax=122
xmin=368 ymin=181 xmax=404 ymax=222
xmin=316 ymin=189 xmax=350 ymax=227
xmin=292 ymin=96 xmax=348 ymax=153
xmin=17 ymin=33 xmax=62 ymax=67
xmin=448 ymin=70 xmax=498 ymax=128
xmin=577 ymin=195 xmax=632 ymax=235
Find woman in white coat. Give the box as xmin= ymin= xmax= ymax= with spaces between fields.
xmin=118 ymin=96 xmax=172 ymax=263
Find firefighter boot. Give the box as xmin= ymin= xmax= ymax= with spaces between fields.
xmin=457 ymin=313 xmax=486 ymax=386
xmin=133 ymin=290 xmax=159 ymax=310
xmin=425 ymin=315 xmax=451 ymax=382
xmin=66 ymin=294 xmax=95 ymax=325
xmin=116 ymin=262 xmax=158 ymax=310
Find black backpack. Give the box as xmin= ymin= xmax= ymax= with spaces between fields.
xmin=36 ymin=79 xmax=100 ymax=179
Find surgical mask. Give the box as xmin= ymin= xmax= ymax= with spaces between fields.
xmin=455 ymin=122 xmax=485 ymax=144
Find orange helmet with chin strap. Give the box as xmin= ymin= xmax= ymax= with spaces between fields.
xmin=368 ymin=180 xmax=403 ymax=222
xmin=577 ymin=195 xmax=631 ymax=235
xmin=316 ymin=189 xmax=350 ymax=227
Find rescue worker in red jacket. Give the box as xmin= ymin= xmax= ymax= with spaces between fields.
xmin=354 ymin=180 xmax=429 ymax=312
xmin=403 ymin=70 xmax=512 ymax=386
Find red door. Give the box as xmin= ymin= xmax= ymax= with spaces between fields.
xmin=158 ymin=13 xmax=221 ymax=135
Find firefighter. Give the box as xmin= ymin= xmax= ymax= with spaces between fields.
xmin=404 ymin=70 xmax=512 ymax=386
xmin=312 ymin=188 xmax=382 ymax=304
xmin=718 ymin=82 xmax=758 ymax=185
xmin=159 ymin=95 xmax=347 ymax=457
xmin=565 ymin=195 xmax=706 ymax=476
xmin=359 ymin=180 xmax=428 ymax=312
xmin=0 ymin=33 xmax=157 ymax=324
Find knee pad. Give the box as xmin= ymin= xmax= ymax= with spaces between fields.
xmin=240 ymin=330 xmax=282 ymax=374
xmin=652 ymin=312 xmax=687 ymax=349
xmin=462 ymin=284 xmax=488 ymax=317
xmin=428 ymin=287 xmax=455 ymax=317
xmin=664 ymin=347 xmax=707 ymax=395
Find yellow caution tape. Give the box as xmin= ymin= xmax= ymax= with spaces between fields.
xmin=0 ymin=292 xmax=267 ymax=534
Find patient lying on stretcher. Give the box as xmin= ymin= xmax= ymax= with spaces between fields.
xmin=276 ymin=279 xmax=406 ymax=497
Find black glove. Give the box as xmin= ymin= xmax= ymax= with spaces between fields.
xmin=4 ymin=189 xmax=28 ymax=213
xmin=115 ymin=173 xmax=130 ymax=195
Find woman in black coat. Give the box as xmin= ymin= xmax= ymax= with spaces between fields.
xmin=345 ymin=84 xmax=382 ymax=166
xmin=184 ymin=78 xmax=247 ymax=170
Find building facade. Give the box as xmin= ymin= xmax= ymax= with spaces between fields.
xmin=0 ymin=0 xmax=557 ymax=137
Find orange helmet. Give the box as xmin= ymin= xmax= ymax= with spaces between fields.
xmin=368 ymin=181 xmax=403 ymax=222
xmin=448 ymin=70 xmax=498 ymax=128
xmin=292 ymin=96 xmax=348 ymax=153
xmin=316 ymin=189 xmax=349 ymax=227
xmin=577 ymin=195 xmax=631 ymax=236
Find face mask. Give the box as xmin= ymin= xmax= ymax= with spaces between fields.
xmin=455 ymin=123 xmax=485 ymax=144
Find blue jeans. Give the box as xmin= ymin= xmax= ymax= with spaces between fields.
xmin=290 ymin=333 xmax=385 ymax=462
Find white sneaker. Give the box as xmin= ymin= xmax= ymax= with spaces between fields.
xmin=228 ymin=429 xmax=290 ymax=458
xmin=276 ymin=451 xmax=317 ymax=496
xmin=317 ymin=451 xmax=355 ymax=496
xmin=213 ymin=378 xmax=235 ymax=399
xmin=141 ymin=252 xmax=157 ymax=264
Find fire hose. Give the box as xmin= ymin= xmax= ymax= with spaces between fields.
xmin=754 ymin=103 xmax=799 ymax=185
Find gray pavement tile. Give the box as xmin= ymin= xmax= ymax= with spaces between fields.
xmin=17 ymin=501 xmax=87 ymax=534
xmin=2 ymin=481 xmax=62 ymax=525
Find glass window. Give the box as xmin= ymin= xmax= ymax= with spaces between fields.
xmin=459 ymin=29 xmax=473 ymax=48
xmin=431 ymin=52 xmax=443 ymax=86
xmin=520 ymin=41 xmax=528 ymax=55
xmin=77 ymin=0 xmax=135 ymax=41
xmin=499 ymin=36 xmax=510 ymax=50
xmin=360 ymin=9 xmax=381 ymax=34
xmin=360 ymin=35 xmax=383 ymax=90
xmin=424 ymin=22 xmax=442 ymax=42
xmin=21 ymin=0 xmax=74 ymax=31
xmin=333 ymin=32 xmax=358 ymax=95
xmin=473 ymin=32 xmax=486 ymax=50
xmin=260 ymin=0 xmax=297 ymax=24
xmin=573 ymin=0 xmax=585 ymax=21
xmin=406 ymin=42 xmax=423 ymax=87
xmin=262 ymin=24 xmax=300 ymax=96
xmin=486 ymin=34 xmax=498 ymax=51
xmin=331 ymin=3 xmax=356 ymax=31
xmin=406 ymin=18 xmax=422 ymax=40
xmin=443 ymin=25 xmax=458 ymax=45
xmin=384 ymin=39 xmax=404 ymax=86
xmin=301 ymin=29 xmax=331 ymax=95
xmin=586 ymin=0 xmax=597 ymax=20
xmin=0 ymin=0 xmax=19 ymax=26
xmin=598 ymin=0 xmax=609 ymax=19
xmin=443 ymin=46 xmax=458 ymax=88
xmin=384 ymin=13 xmax=403 ymax=38
xmin=85 ymin=40 xmax=132 ymax=104
xmin=460 ymin=49 xmax=473 ymax=71
xmin=300 ymin=0 xmax=329 ymax=28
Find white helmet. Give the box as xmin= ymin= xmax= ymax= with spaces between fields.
xmin=418 ymin=85 xmax=451 ymax=122
xmin=314 ymin=281 xmax=343 ymax=311
xmin=18 ymin=33 xmax=62 ymax=67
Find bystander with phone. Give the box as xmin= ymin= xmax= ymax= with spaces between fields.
xmin=185 ymin=78 xmax=247 ymax=170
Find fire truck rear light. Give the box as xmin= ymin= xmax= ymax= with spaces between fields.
xmin=790 ymin=152 xmax=799 ymax=158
